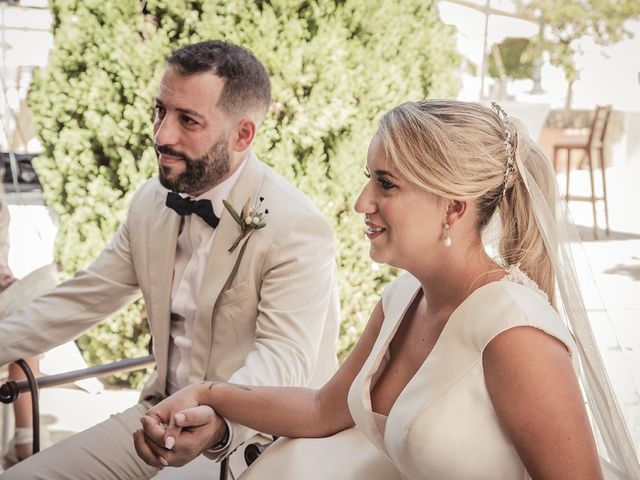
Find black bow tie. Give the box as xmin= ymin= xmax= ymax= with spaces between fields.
xmin=166 ymin=191 xmax=220 ymax=229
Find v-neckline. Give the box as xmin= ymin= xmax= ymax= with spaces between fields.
xmin=365 ymin=273 xmax=519 ymax=421
xmin=366 ymin=282 xmax=423 ymax=420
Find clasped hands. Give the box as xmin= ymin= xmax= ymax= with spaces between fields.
xmin=134 ymin=384 xmax=227 ymax=468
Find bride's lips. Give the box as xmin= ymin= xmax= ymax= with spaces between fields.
xmin=365 ymin=220 xmax=385 ymax=240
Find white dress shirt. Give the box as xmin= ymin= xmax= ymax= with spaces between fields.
xmin=167 ymin=160 xmax=246 ymax=395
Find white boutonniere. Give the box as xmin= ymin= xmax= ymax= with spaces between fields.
xmin=223 ymin=196 xmax=268 ymax=253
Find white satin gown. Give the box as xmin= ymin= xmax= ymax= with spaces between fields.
xmin=240 ymin=268 xmax=577 ymax=479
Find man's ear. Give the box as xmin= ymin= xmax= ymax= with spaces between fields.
xmin=232 ymin=118 xmax=257 ymax=152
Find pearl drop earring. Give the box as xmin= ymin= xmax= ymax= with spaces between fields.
xmin=443 ymin=223 xmax=452 ymax=247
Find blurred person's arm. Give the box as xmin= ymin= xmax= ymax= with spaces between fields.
xmin=0 ymin=184 xmax=15 ymax=292
xmin=0 ymin=191 xmax=143 ymax=366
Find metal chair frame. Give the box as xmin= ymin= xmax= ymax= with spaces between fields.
xmin=0 ymin=356 xmax=232 ymax=479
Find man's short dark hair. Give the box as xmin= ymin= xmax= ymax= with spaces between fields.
xmin=167 ymin=40 xmax=271 ymax=119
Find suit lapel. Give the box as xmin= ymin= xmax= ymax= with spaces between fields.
xmin=189 ymin=154 xmax=265 ymax=381
xmin=147 ymin=186 xmax=181 ymax=393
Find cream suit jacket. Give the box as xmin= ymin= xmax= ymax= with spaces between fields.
xmin=0 ymin=152 xmax=340 ymax=454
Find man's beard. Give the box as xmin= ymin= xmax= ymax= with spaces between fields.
xmin=156 ymin=136 xmax=231 ymax=195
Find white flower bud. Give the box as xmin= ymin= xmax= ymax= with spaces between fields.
xmin=244 ymin=216 xmax=252 ymax=224
xmin=252 ymin=216 xmax=260 ymax=225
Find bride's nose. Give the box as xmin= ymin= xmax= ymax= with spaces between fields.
xmin=354 ymin=182 xmax=376 ymax=214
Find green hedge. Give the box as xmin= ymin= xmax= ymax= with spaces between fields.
xmin=28 ymin=0 xmax=459 ymax=387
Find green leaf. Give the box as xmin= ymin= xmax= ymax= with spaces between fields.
xmin=223 ymin=199 xmax=242 ymax=225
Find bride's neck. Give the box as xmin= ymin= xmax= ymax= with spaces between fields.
xmin=414 ymin=246 xmax=503 ymax=317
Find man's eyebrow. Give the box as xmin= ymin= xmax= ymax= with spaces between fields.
xmin=176 ymin=108 xmax=207 ymax=122
xmin=154 ymin=99 xmax=207 ymax=122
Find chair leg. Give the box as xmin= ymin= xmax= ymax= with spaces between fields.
xmin=599 ymin=146 xmax=610 ymax=236
xmin=219 ymin=457 xmax=229 ymax=480
xmin=586 ymin=149 xmax=598 ymax=239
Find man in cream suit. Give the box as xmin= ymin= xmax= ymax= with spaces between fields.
xmin=0 ymin=40 xmax=340 ymax=478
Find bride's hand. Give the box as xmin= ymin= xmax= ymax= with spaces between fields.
xmin=135 ymin=405 xmax=225 ymax=468
xmin=135 ymin=383 xmax=217 ymax=467
xmin=148 ymin=383 xmax=202 ymax=431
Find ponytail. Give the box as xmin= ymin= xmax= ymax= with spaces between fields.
xmin=498 ymin=135 xmax=556 ymax=305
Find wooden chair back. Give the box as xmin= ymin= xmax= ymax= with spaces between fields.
xmin=588 ymin=105 xmax=612 ymax=149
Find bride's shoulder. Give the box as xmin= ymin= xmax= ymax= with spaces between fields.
xmin=468 ymin=265 xmax=552 ymax=315
xmin=456 ymin=270 xmax=574 ymax=356
xmin=501 ymin=264 xmax=549 ymax=302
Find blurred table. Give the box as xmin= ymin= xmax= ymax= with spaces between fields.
xmin=496 ymin=101 xmax=551 ymax=142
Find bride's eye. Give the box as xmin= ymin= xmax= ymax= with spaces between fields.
xmin=378 ymin=177 xmax=396 ymax=190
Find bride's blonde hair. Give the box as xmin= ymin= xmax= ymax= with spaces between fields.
xmin=377 ymin=99 xmax=556 ymax=302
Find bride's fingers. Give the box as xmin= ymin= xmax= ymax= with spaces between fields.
xmin=175 ymin=405 xmax=216 ymax=428
xmin=164 ymin=405 xmax=216 ymax=449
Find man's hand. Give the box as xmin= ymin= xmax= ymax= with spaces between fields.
xmin=134 ymin=404 xmax=228 ymax=467
xmin=0 ymin=264 xmax=14 ymax=293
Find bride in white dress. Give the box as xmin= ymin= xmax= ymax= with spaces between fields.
xmin=135 ymin=100 xmax=640 ymax=479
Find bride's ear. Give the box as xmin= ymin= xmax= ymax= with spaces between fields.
xmin=445 ymin=200 xmax=468 ymax=227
